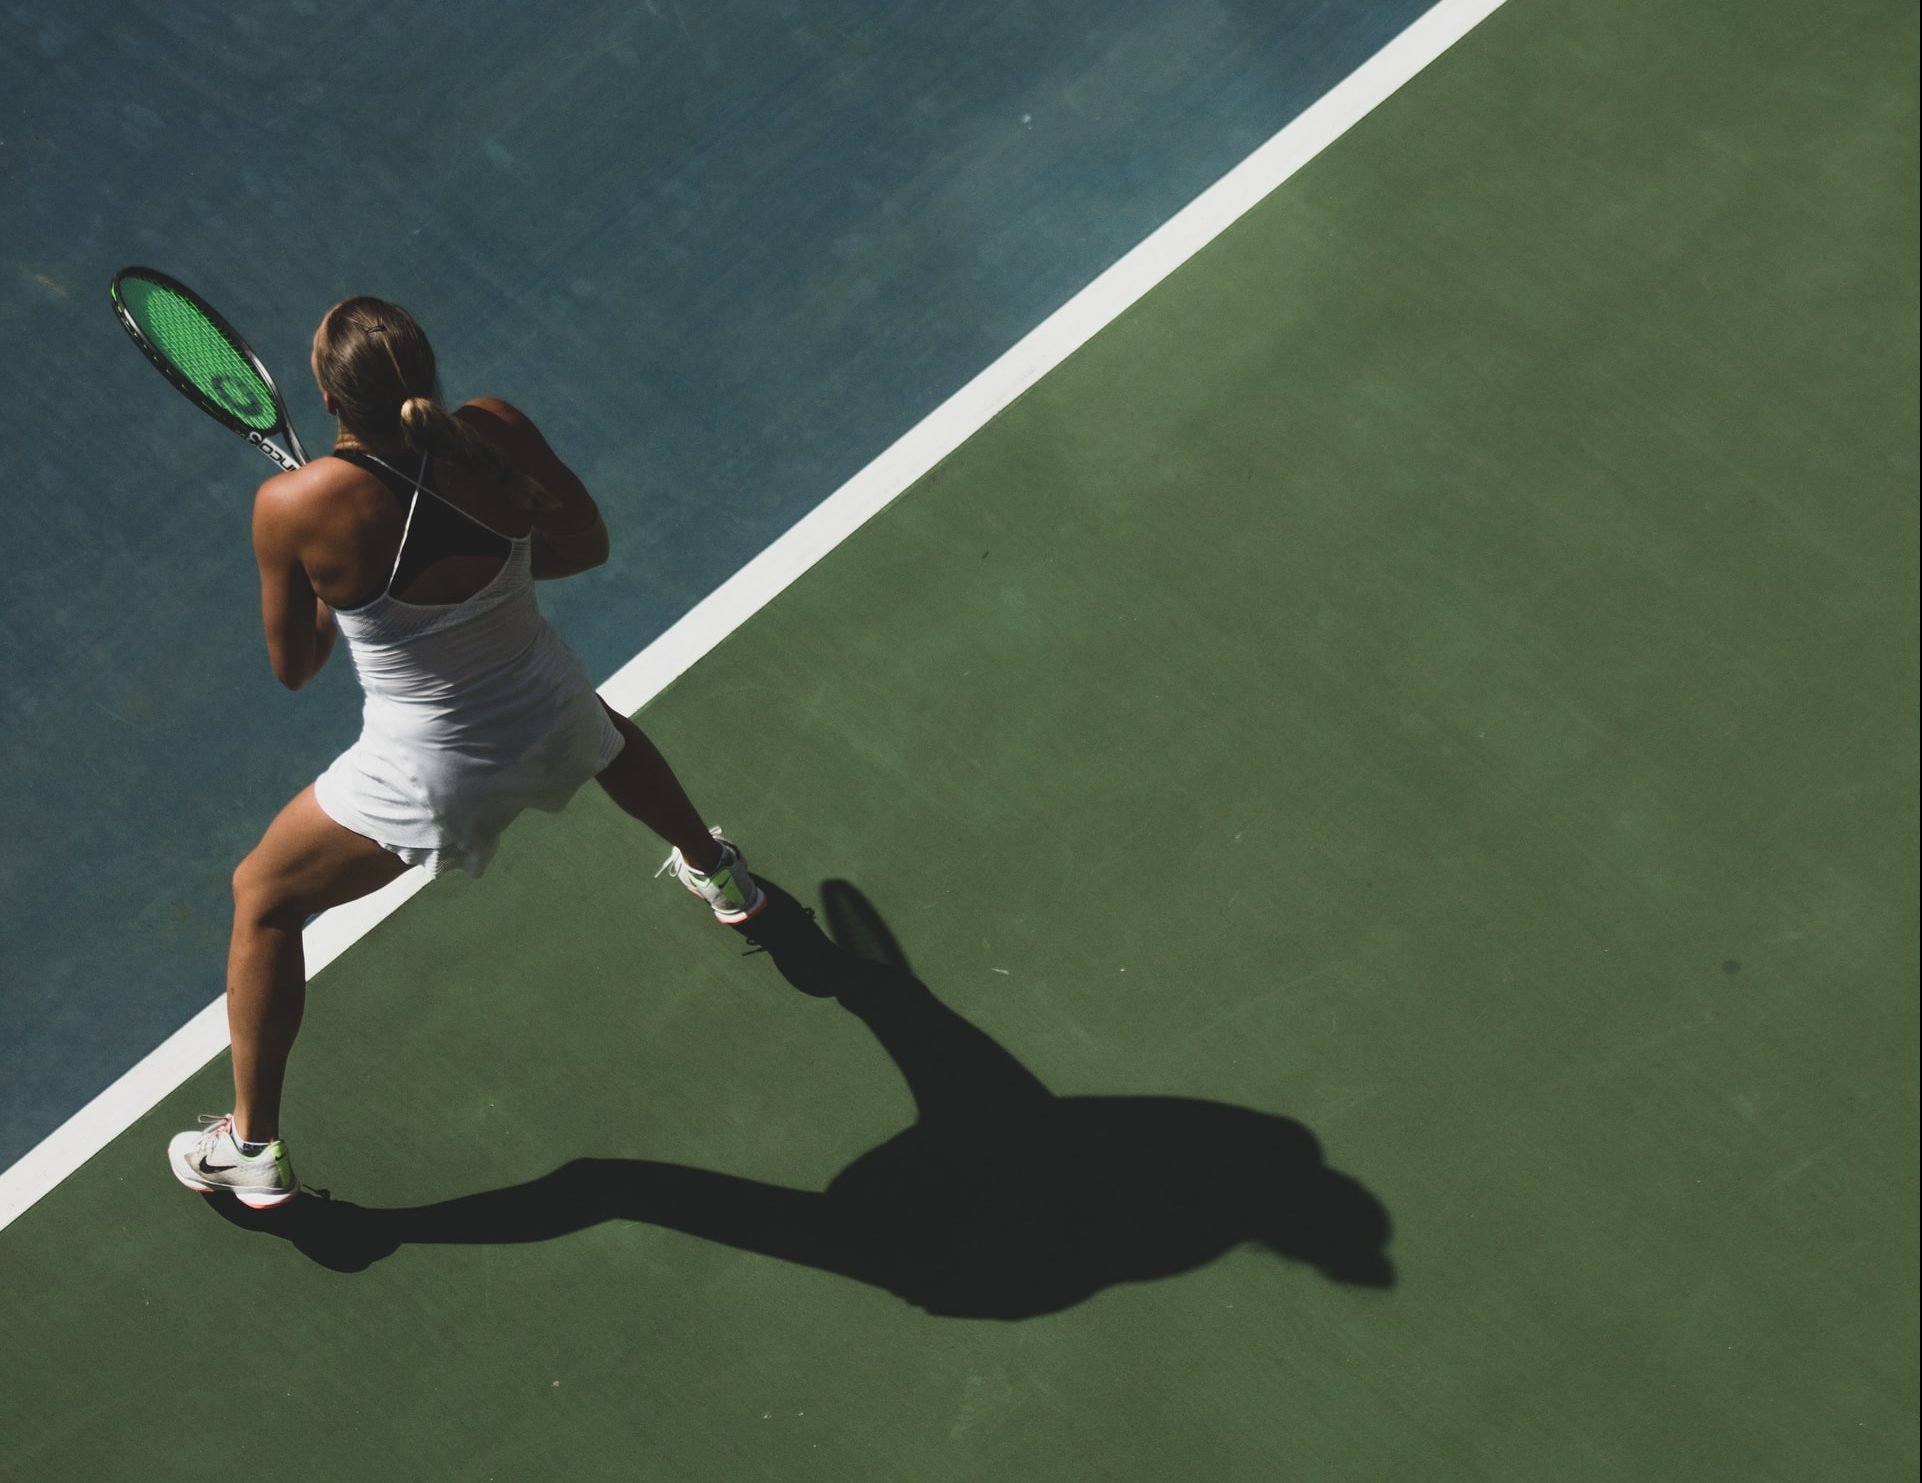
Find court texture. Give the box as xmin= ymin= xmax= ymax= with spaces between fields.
xmin=1 ymin=0 xmax=1916 ymax=1478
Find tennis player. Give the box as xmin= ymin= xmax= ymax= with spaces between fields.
xmin=167 ymin=296 xmax=764 ymax=1210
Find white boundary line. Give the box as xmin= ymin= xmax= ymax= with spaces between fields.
xmin=0 ymin=0 xmax=1505 ymax=1236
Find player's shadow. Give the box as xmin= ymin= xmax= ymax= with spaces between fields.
xmin=216 ymin=880 xmax=1394 ymax=1316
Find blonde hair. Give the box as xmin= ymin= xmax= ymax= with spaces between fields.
xmin=314 ymin=296 xmax=558 ymax=514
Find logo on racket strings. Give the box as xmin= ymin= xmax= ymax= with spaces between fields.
xmin=212 ymin=373 xmax=265 ymax=420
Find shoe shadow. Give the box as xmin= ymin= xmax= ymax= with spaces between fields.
xmin=214 ymin=880 xmax=1394 ymax=1315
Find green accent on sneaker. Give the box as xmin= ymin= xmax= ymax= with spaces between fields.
xmin=689 ymin=850 xmax=747 ymax=905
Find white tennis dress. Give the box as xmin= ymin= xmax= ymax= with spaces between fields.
xmin=312 ymin=456 xmax=623 ymax=878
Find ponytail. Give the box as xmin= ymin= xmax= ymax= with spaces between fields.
xmin=399 ymin=396 xmax=560 ymax=514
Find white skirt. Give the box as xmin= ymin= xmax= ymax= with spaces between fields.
xmin=314 ymin=682 xmax=625 ymax=879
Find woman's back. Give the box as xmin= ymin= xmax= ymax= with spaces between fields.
xmin=279 ymin=400 xmax=559 ymax=613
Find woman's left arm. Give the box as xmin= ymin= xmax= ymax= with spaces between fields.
xmin=252 ymin=475 xmax=334 ymax=691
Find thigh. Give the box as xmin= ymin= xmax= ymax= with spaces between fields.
xmin=237 ymin=784 xmax=412 ymax=919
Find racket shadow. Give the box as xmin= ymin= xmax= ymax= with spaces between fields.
xmin=213 ymin=879 xmax=1395 ymax=1315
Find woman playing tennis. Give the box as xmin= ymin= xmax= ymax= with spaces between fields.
xmin=167 ymin=296 xmax=763 ymax=1210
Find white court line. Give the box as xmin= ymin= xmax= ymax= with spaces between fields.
xmin=0 ymin=0 xmax=1506 ymax=1236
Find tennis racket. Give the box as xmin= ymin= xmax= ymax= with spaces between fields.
xmin=110 ymin=266 xmax=310 ymax=471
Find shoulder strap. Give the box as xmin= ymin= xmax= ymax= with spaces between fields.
xmin=344 ymin=447 xmax=522 ymax=545
xmin=337 ymin=451 xmax=429 ymax=595
xmin=384 ymin=455 xmax=428 ymax=594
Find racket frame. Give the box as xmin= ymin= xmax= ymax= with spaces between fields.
xmin=110 ymin=265 xmax=310 ymax=471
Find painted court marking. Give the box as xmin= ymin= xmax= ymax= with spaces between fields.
xmin=0 ymin=0 xmax=1507 ymax=1234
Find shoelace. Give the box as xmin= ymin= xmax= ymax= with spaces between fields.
xmin=656 ymin=845 xmax=725 ymax=882
xmin=191 ymin=1112 xmax=234 ymax=1155
xmin=657 ymin=827 xmax=734 ymax=883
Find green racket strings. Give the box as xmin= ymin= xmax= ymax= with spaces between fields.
xmin=118 ymin=275 xmax=280 ymax=431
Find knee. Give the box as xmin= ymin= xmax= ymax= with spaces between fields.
xmin=231 ymin=852 xmax=303 ymax=931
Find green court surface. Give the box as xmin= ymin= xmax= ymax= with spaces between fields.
xmin=3 ymin=0 xmax=1916 ymax=1478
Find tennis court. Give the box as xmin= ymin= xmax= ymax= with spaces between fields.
xmin=2 ymin=1 xmax=1916 ymax=1479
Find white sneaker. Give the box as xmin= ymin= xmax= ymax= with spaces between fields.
xmin=656 ymin=828 xmax=767 ymax=924
xmin=167 ymin=1113 xmax=301 ymax=1209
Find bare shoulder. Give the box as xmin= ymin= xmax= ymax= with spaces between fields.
xmin=251 ymin=459 xmax=368 ymax=547
xmin=459 ymin=394 xmax=529 ymax=424
xmin=455 ymin=396 xmax=593 ymax=515
xmin=456 ymin=396 xmax=554 ymax=456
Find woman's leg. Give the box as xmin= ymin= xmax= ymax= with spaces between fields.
xmin=593 ymin=702 xmax=724 ymax=872
xmin=228 ymin=786 xmax=410 ymax=1142
xmin=594 ymin=702 xmax=765 ymax=922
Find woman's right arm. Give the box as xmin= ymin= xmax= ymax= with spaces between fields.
xmin=457 ymin=397 xmax=610 ymax=579
xmin=251 ymin=471 xmax=336 ymax=690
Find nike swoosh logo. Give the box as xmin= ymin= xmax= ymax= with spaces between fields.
xmin=197 ymin=1156 xmax=237 ymax=1174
